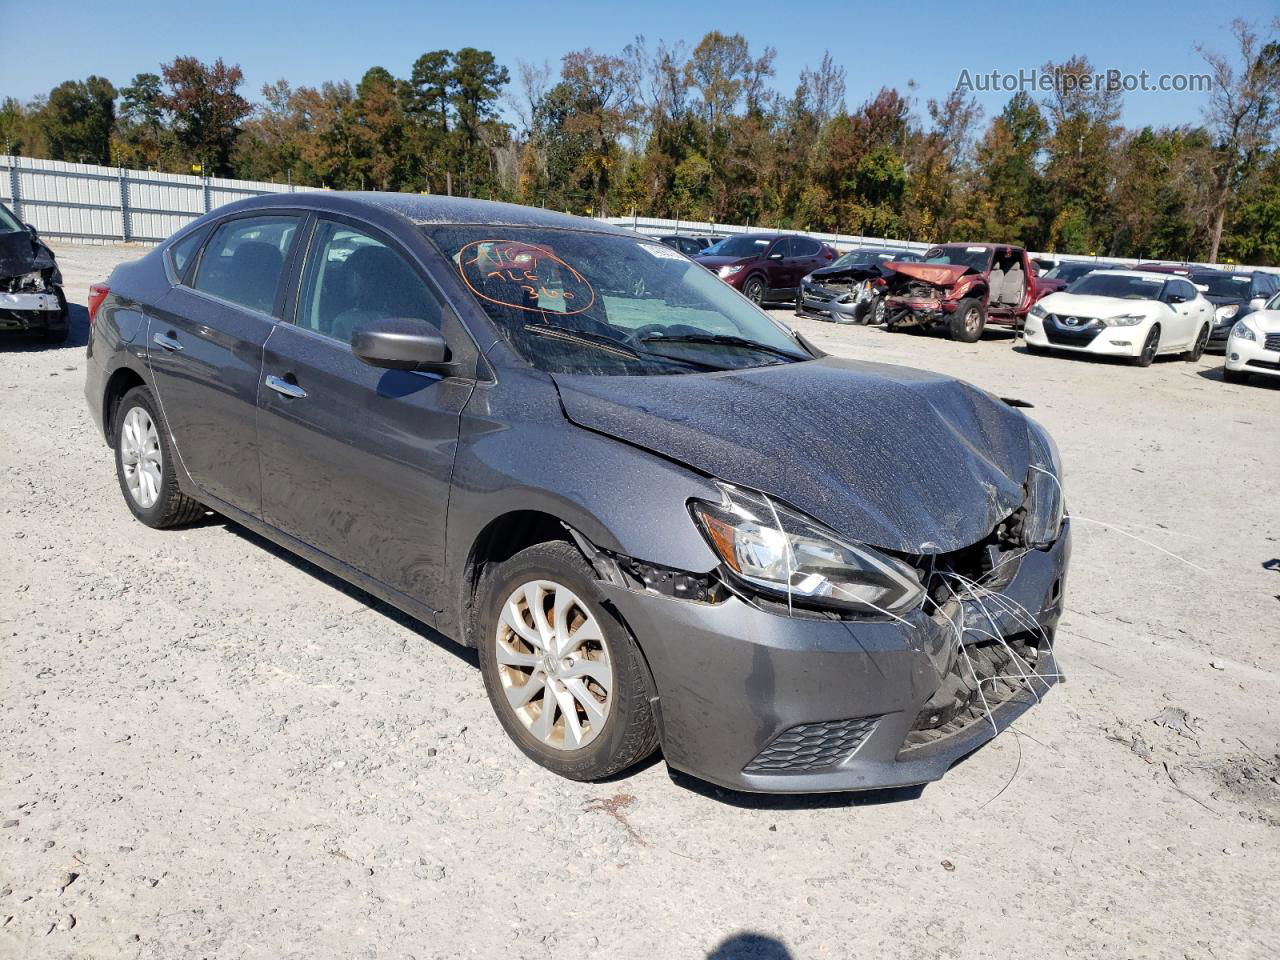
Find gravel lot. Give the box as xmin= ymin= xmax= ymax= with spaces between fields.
xmin=2 ymin=241 xmax=1278 ymax=959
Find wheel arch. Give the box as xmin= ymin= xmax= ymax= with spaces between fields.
xmin=101 ymin=367 xmax=148 ymax=447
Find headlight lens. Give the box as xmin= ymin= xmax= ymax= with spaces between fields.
xmin=718 ymin=265 xmax=744 ymax=279
xmin=690 ymin=483 xmax=925 ymax=617
xmin=1024 ymin=426 xmax=1065 ymax=547
xmin=1230 ymin=320 xmax=1256 ymax=341
xmin=1215 ymin=304 xmax=1240 ymax=322
xmin=1104 ymin=313 xmax=1145 ymax=327
xmin=1030 ymin=303 xmax=1048 ymax=319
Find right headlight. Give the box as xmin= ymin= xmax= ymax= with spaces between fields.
xmin=1024 ymin=426 xmax=1065 ymax=547
xmin=690 ymin=483 xmax=925 ymax=617
xmin=1215 ymin=304 xmax=1240 ymax=322
xmin=1230 ymin=320 xmax=1256 ymax=342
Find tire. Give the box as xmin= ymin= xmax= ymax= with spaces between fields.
xmin=476 ymin=541 xmax=659 ymax=781
xmin=1223 ymin=367 xmax=1250 ymax=384
xmin=1182 ymin=324 xmax=1209 ymax=361
xmin=1131 ymin=325 xmax=1160 ymax=367
xmin=40 ymin=322 xmax=69 ymax=344
xmin=948 ymin=298 xmax=986 ymax=342
xmin=866 ymin=296 xmax=887 ymax=326
xmin=113 ymin=385 xmax=205 ymax=528
xmin=742 ymin=276 xmax=766 ymax=305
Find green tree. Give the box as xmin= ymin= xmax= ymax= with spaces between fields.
xmin=39 ymin=76 xmax=116 ymax=163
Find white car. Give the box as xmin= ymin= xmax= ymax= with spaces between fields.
xmin=1023 ymin=270 xmax=1213 ymax=367
xmin=1223 ymin=297 xmax=1280 ymax=384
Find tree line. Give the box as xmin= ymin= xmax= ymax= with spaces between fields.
xmin=2 ymin=20 xmax=1278 ymax=264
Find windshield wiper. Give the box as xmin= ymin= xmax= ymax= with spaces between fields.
xmin=639 ymin=333 xmax=809 ymax=363
xmin=527 ymin=324 xmax=721 ymax=371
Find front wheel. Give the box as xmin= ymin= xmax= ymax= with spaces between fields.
xmin=477 ymin=541 xmax=659 ymax=781
xmin=948 ymin=298 xmax=986 ymax=342
xmin=1182 ymin=324 xmax=1209 ymax=361
xmin=742 ymin=276 xmax=765 ymax=305
xmin=1131 ymin=325 xmax=1160 ymax=367
xmin=866 ymin=296 xmax=887 ymax=326
xmin=113 ymin=386 xmax=205 ymax=528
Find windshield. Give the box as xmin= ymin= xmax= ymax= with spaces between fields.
xmin=1044 ymin=262 xmax=1105 ymax=282
xmin=0 ymin=203 xmax=22 ymax=233
xmin=1067 ymin=274 xmax=1165 ymax=299
xmin=1190 ymin=273 xmax=1252 ymax=298
xmin=704 ymin=235 xmax=773 ymax=259
xmin=923 ymin=246 xmax=991 ymax=271
xmin=428 ymin=226 xmax=811 ymax=376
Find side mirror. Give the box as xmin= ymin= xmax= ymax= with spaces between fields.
xmin=1193 ymin=283 xmax=1209 ymax=293
xmin=1249 ymin=297 xmax=1266 ymax=310
xmin=351 ymin=317 xmax=451 ymax=373
xmin=1167 ymin=294 xmax=1188 ymax=305
xmin=24 ymin=223 xmax=39 ymax=239
xmin=769 ymin=251 xmax=784 ymax=260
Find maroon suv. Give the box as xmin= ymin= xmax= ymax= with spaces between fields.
xmin=695 ymin=234 xmax=835 ymax=305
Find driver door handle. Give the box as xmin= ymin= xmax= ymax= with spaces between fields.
xmin=265 ymin=375 xmax=307 ymax=400
xmin=152 ymin=332 xmax=183 ymax=352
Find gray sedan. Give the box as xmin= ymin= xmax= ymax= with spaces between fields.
xmin=84 ymin=193 xmax=1070 ymax=794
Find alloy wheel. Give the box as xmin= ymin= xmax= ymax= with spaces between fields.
xmin=964 ymin=307 xmax=981 ymax=336
xmin=745 ymin=278 xmax=764 ymax=304
xmin=120 ymin=406 xmax=163 ymax=509
xmin=1141 ymin=328 xmax=1159 ymax=364
xmin=495 ymin=580 xmax=613 ymax=751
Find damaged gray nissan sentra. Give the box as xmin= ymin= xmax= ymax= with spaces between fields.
xmin=84 ymin=193 xmax=1069 ymax=794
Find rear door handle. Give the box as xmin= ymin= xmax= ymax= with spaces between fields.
xmin=152 ymin=332 xmax=183 ymax=352
xmin=264 ymin=375 xmax=307 ymax=400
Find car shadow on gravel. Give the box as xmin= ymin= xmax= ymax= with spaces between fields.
xmin=0 ymin=303 xmax=89 ymax=352
xmin=213 ymin=518 xmax=479 ymax=667
xmin=1196 ymin=366 xmax=1280 ymax=389
xmin=1011 ymin=343 xmax=1186 ymax=366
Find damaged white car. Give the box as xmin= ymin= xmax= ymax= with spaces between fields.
xmin=0 ymin=202 xmax=68 ymax=344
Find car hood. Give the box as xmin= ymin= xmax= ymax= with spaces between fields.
xmin=552 ymin=356 xmax=1033 ymax=555
xmin=1201 ymin=293 xmax=1247 ymax=307
xmin=0 ymin=229 xmax=58 ymax=280
xmin=1242 ymin=309 xmax=1280 ymax=334
xmin=884 ymin=262 xmax=971 ymax=287
xmin=1038 ymin=292 xmax=1155 ymax=318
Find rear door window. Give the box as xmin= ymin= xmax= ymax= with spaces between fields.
xmin=771 ymin=238 xmax=795 ymax=259
xmin=192 ymin=215 xmax=301 ymax=314
xmin=792 ymin=238 xmax=823 ymax=258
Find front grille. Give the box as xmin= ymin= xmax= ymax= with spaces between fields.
xmin=1044 ymin=314 xmax=1103 ymax=346
xmin=899 ymin=632 xmax=1047 ymax=753
xmin=1263 ymin=333 xmax=1280 ymax=351
xmin=744 ymin=716 xmax=879 ymax=774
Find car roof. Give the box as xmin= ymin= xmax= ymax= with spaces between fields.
xmin=1085 ymin=269 xmax=1176 ymax=280
xmin=220 ymin=191 xmax=635 ymax=236
xmin=934 ymin=242 xmax=1024 ymax=252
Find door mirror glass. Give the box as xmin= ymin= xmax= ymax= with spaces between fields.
xmin=1249 ymin=297 xmax=1266 ymax=310
xmin=351 ymin=317 xmax=450 ymax=372
xmin=25 ymin=223 xmax=39 ymax=239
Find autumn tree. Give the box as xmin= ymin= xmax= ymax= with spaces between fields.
xmin=158 ymin=57 xmax=251 ymax=175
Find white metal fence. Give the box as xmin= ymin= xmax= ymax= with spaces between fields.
xmin=4 ymin=154 xmax=1271 ymax=274
xmin=1 ymin=155 xmax=294 ymax=244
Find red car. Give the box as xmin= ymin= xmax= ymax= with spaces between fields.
xmin=881 ymin=243 xmax=1038 ymax=342
xmin=696 ymin=234 xmax=835 ymax=305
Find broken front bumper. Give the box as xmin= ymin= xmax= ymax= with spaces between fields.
xmin=0 ymin=289 xmax=66 ymax=332
xmin=796 ymin=283 xmax=867 ymax=322
xmin=602 ymin=527 xmax=1070 ymax=794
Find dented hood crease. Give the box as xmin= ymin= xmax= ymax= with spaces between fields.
xmin=0 ymin=230 xmax=58 ymax=280
xmin=885 ymin=262 xmax=972 ymax=287
xmin=553 ymin=357 xmax=1032 ymax=555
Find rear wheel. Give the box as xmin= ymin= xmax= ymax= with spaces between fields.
xmin=113 ymin=386 xmax=205 ymax=528
xmin=477 ymin=541 xmax=659 ymax=781
xmin=743 ymin=276 xmax=765 ymax=305
xmin=1182 ymin=324 xmax=1209 ymax=361
xmin=948 ymin=298 xmax=986 ymax=343
xmin=1131 ymin=325 xmax=1160 ymax=367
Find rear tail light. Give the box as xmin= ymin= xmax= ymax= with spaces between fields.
xmin=88 ymin=283 xmax=109 ymax=326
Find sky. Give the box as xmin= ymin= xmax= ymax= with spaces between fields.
xmin=2 ymin=0 xmax=1275 ymax=130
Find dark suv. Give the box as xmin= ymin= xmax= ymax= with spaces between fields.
xmin=1188 ymin=269 xmax=1280 ymax=351
xmin=695 ymin=234 xmax=835 ymax=305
